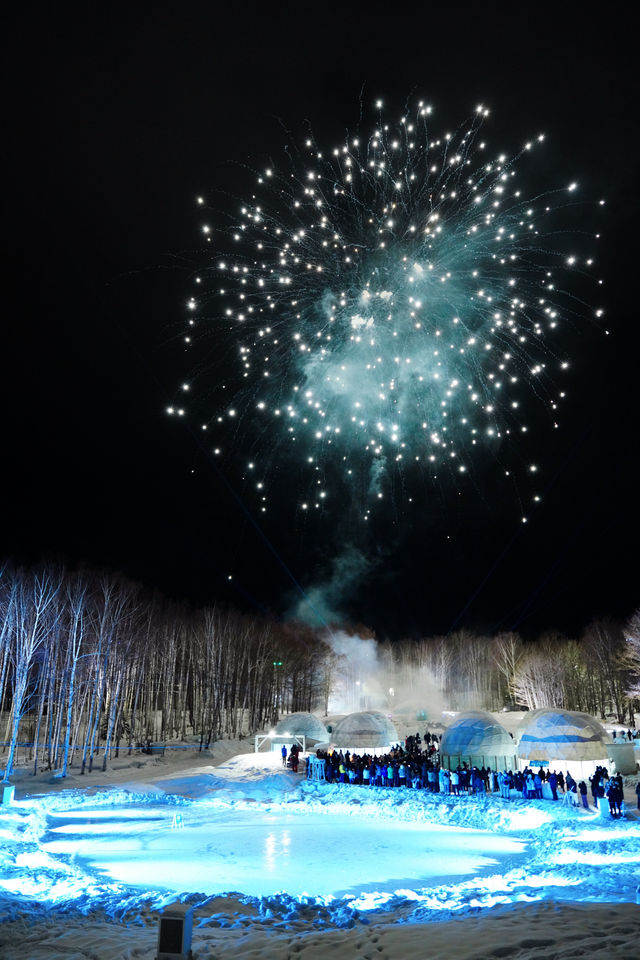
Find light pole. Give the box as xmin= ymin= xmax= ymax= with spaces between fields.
xmin=272 ymin=660 xmax=283 ymax=720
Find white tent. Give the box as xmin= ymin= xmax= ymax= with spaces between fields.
xmin=331 ymin=711 xmax=399 ymax=753
xmin=275 ymin=712 xmax=329 ymax=742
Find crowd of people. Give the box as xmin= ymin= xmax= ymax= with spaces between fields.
xmin=300 ymin=731 xmax=635 ymax=818
xmin=612 ymin=729 xmax=638 ymax=741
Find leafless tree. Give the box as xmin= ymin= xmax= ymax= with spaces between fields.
xmin=624 ymin=608 xmax=640 ymax=700
xmin=2 ymin=566 xmax=64 ymax=780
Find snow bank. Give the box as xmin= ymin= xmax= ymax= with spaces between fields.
xmin=1 ymin=746 xmax=639 ymax=959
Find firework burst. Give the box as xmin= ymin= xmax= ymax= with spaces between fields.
xmin=170 ymin=99 xmax=605 ymax=525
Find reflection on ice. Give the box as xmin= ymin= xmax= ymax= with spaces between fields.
xmin=3 ymin=756 xmax=638 ymax=925
xmin=39 ymin=805 xmax=526 ymax=898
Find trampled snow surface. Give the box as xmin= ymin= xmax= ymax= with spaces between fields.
xmin=1 ymin=747 xmax=639 ymax=959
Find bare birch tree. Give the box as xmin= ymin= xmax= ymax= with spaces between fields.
xmin=2 ymin=567 xmax=63 ymax=781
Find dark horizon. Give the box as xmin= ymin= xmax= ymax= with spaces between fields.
xmin=3 ymin=8 xmax=638 ymax=642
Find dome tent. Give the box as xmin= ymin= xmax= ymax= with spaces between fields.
xmin=517 ymin=709 xmax=610 ymax=775
xmin=440 ymin=711 xmax=517 ymax=772
xmin=275 ymin=712 xmax=329 ymax=742
xmin=331 ymin=711 xmax=399 ymax=752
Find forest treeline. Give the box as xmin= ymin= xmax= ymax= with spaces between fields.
xmin=1 ymin=562 xmax=639 ymax=780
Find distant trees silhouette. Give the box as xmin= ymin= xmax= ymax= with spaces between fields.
xmin=0 ymin=562 xmax=637 ymax=779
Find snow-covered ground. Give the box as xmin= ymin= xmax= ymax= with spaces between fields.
xmin=1 ymin=744 xmax=639 ymax=959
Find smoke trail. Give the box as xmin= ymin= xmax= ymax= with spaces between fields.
xmin=289 ymin=543 xmax=375 ymax=628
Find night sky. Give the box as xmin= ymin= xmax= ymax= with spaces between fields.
xmin=3 ymin=7 xmax=638 ymax=641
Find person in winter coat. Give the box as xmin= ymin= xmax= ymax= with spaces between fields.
xmin=443 ymin=768 xmax=452 ymax=794
xmin=549 ymin=772 xmax=558 ymax=801
xmin=533 ymin=773 xmax=543 ymax=799
xmin=502 ymin=771 xmax=513 ymax=800
xmin=525 ymin=773 xmax=535 ymax=799
xmin=578 ymin=780 xmax=589 ymax=809
xmin=606 ymin=778 xmax=623 ymax=817
xmin=563 ymin=777 xmax=578 ymax=806
xmin=613 ymin=775 xmax=624 ymax=816
xmin=450 ymin=768 xmax=460 ymax=795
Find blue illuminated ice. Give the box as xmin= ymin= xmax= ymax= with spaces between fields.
xmin=0 ymin=749 xmax=639 ymax=959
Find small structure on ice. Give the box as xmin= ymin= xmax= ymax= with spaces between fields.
xmin=275 ymin=712 xmax=329 ymax=744
xmin=330 ymin=710 xmax=399 ymax=754
xmin=517 ymin=708 xmax=610 ymax=778
xmin=439 ymin=711 xmax=517 ymax=772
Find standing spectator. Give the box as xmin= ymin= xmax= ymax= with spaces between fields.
xmin=525 ymin=772 xmax=535 ymax=799
xmin=612 ymin=776 xmax=624 ymax=817
xmin=606 ymin=777 xmax=623 ymax=817
xmin=578 ymin=780 xmax=589 ymax=809
xmin=500 ymin=771 xmax=512 ymax=800
xmin=590 ymin=773 xmax=599 ymax=808
xmin=281 ymin=744 xmax=288 ymax=767
xmin=635 ymin=781 xmax=640 ymax=810
xmin=565 ymin=776 xmax=578 ymax=806
xmin=450 ymin=768 xmax=460 ymax=795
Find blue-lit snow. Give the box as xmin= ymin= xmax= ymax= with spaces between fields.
xmin=1 ymin=749 xmax=639 ymax=959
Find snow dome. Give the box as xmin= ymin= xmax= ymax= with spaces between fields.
xmin=331 ymin=710 xmax=399 ymax=752
xmin=517 ymin=709 xmax=610 ymax=775
xmin=440 ymin=711 xmax=517 ymax=772
xmin=275 ymin=712 xmax=329 ymax=742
